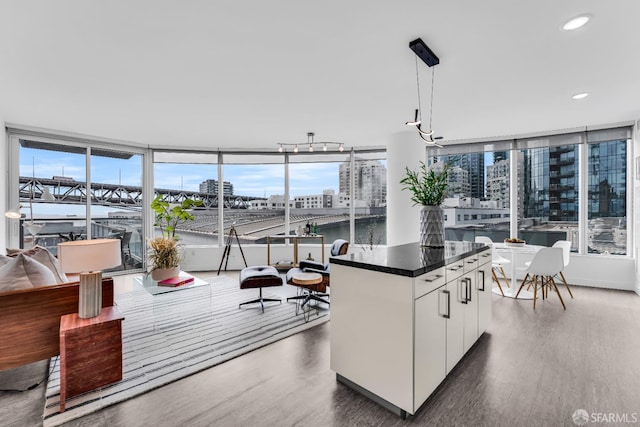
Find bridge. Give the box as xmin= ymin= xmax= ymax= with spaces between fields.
xmin=18 ymin=176 xmax=263 ymax=209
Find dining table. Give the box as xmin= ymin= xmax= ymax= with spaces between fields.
xmin=491 ymin=242 xmax=544 ymax=300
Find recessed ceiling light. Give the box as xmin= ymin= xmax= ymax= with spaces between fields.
xmin=572 ymin=93 xmax=589 ymax=100
xmin=562 ymin=15 xmax=590 ymax=31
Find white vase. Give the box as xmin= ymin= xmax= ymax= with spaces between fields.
xmin=420 ymin=206 xmax=445 ymax=247
xmin=151 ymin=266 xmax=180 ymax=282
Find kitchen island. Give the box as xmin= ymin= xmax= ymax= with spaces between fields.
xmin=329 ymin=241 xmax=492 ymax=418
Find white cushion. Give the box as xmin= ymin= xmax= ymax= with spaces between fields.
xmin=4 ymin=246 xmax=68 ymax=283
xmin=0 ymin=254 xmax=57 ymax=292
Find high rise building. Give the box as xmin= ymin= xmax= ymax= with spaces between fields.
xmin=339 ymin=160 xmax=387 ymax=207
xmin=486 ymin=152 xmax=524 ymax=216
xmin=199 ymin=179 xmax=234 ymax=196
xmin=439 ymin=153 xmax=485 ymax=198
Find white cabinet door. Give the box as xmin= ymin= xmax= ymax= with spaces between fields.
xmin=414 ymin=287 xmax=447 ymax=411
xmin=477 ymin=260 xmax=493 ymax=335
xmin=462 ymin=270 xmax=479 ymax=353
xmin=445 ymin=277 xmax=465 ymax=373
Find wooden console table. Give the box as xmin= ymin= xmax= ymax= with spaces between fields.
xmin=59 ymin=306 xmax=125 ymax=412
xmin=267 ymin=234 xmax=325 ymax=269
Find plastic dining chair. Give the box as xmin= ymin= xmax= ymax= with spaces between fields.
xmin=552 ymin=240 xmax=574 ymax=298
xmin=515 ymin=247 xmax=566 ymax=310
xmin=475 ymin=236 xmax=510 ymax=296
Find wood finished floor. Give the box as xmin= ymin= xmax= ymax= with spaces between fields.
xmin=1 ymin=275 xmax=639 ymax=427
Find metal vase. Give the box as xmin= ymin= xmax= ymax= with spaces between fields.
xmin=420 ymin=205 xmax=445 ymax=247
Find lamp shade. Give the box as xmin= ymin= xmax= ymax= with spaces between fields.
xmin=58 ymin=238 xmax=121 ymax=273
xmin=4 ymin=206 xmax=22 ymax=219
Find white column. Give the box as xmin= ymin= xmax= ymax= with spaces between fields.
xmin=387 ymin=131 xmax=427 ymax=246
xmin=1 ymin=122 xmax=8 ymax=250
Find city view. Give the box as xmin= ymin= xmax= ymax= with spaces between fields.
xmin=12 ymin=135 xmax=628 ymax=274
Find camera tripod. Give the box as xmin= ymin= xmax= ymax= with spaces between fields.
xmin=217 ymin=224 xmax=247 ymax=275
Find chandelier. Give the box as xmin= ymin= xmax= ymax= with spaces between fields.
xmin=405 ymin=37 xmax=443 ymax=147
xmin=278 ymin=132 xmax=344 ymax=153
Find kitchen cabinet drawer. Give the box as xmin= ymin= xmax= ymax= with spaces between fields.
xmin=463 ymin=254 xmax=479 ymax=273
xmin=477 ymin=248 xmax=492 ymax=266
xmin=415 ymin=267 xmax=446 ymax=299
xmin=445 ymin=259 xmax=465 ymax=282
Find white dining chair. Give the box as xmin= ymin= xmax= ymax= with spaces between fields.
xmin=515 ymin=247 xmax=566 ymax=310
xmin=552 ymin=240 xmax=574 ymax=298
xmin=475 ymin=236 xmax=510 ymax=296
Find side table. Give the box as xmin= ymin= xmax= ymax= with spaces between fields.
xmin=288 ymin=272 xmax=325 ymax=321
xmin=59 ymin=306 xmax=125 ymax=412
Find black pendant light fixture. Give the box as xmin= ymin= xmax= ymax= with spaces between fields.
xmin=405 ymin=38 xmax=443 ymax=147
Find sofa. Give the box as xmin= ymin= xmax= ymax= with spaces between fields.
xmin=0 ymin=247 xmax=115 ymax=371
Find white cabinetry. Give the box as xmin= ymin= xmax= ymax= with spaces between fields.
xmin=414 ymin=286 xmax=447 ymax=409
xmin=477 ymin=250 xmax=493 ymax=335
xmin=331 ymin=246 xmax=492 ymax=417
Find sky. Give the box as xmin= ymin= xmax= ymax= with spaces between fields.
xmin=20 ymin=146 xmax=364 ymax=199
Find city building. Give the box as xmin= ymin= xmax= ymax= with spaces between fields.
xmin=199 ymin=179 xmax=234 ymax=196
xmin=440 ymin=153 xmax=485 ymax=198
xmin=339 ymin=160 xmax=387 ymax=207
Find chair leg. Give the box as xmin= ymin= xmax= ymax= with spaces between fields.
xmin=559 ymin=271 xmax=574 ymax=298
xmin=499 ymin=266 xmax=510 ymax=288
xmin=549 ymin=277 xmax=566 ymax=310
xmin=491 ymin=268 xmax=505 ymax=296
xmin=532 ymin=275 xmax=538 ymax=309
xmin=239 ymin=288 xmax=281 ymax=313
xmin=516 ymin=274 xmax=535 ymax=299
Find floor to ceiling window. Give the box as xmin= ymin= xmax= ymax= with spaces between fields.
xmin=221 ymin=153 xmax=285 ymax=246
xmin=428 ymin=126 xmax=631 ymax=256
xmin=153 ymin=151 xmax=219 ymax=245
xmin=587 ymin=138 xmax=627 ymax=255
xmin=289 ymin=152 xmax=351 ymax=245
xmin=8 ymin=132 xmax=147 ymax=271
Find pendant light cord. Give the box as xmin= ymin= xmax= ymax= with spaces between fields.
xmin=414 ymin=56 xmax=422 ymax=122
xmin=429 ymin=66 xmax=435 ymax=132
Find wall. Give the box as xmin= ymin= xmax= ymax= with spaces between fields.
xmin=181 ymin=244 xmax=331 ymax=272
xmin=1 ymin=119 xmax=6 ymax=254
xmin=634 ymin=119 xmax=640 ymax=295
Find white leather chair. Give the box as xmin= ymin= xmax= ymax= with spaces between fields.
xmin=552 ymin=240 xmax=574 ymax=298
xmin=475 ymin=236 xmax=510 ymax=296
xmin=515 ymin=247 xmax=566 ymax=310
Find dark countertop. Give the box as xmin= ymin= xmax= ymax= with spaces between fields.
xmin=330 ymin=241 xmax=489 ymax=277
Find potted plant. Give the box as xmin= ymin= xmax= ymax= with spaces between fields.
xmin=148 ymin=195 xmax=202 ymax=280
xmin=400 ymin=161 xmax=449 ymax=247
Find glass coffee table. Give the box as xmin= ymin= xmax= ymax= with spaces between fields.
xmin=135 ymin=271 xmax=209 ymax=296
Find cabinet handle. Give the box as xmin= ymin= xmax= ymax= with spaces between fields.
xmin=458 ymin=279 xmax=467 ymax=304
xmin=440 ymin=289 xmax=450 ymax=318
xmin=423 ymin=274 xmax=443 ymax=283
xmin=448 ymin=265 xmax=460 ymax=272
xmin=466 ymin=278 xmax=472 ymax=302
xmin=479 ymin=270 xmax=486 ymax=291
xmin=467 ymin=258 xmax=477 ymax=264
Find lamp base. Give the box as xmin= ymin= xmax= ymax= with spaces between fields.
xmin=79 ymin=271 xmax=103 ymax=319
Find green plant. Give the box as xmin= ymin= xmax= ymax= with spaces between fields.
xmin=148 ymin=195 xmax=203 ymax=271
xmin=400 ymin=161 xmax=449 ymax=206
xmin=150 ymin=195 xmax=203 ymax=239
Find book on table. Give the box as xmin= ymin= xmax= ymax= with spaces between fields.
xmin=158 ymin=276 xmax=195 ymax=287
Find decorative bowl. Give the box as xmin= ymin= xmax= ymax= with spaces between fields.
xmin=504 ymin=238 xmax=526 ymax=247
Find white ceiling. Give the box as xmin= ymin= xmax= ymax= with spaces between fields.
xmin=1 ymin=1 xmax=639 ymax=151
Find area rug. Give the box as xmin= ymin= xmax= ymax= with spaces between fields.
xmin=42 ymin=274 xmax=329 ymax=427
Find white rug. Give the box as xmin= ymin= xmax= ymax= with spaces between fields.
xmin=42 ymin=274 xmax=329 ymax=427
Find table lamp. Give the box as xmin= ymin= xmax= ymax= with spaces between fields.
xmin=58 ymin=239 xmax=121 ymax=318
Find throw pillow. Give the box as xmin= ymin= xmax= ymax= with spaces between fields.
xmin=4 ymin=246 xmax=68 ymax=283
xmin=0 ymin=254 xmax=12 ymax=266
xmin=0 ymin=254 xmax=57 ymax=292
